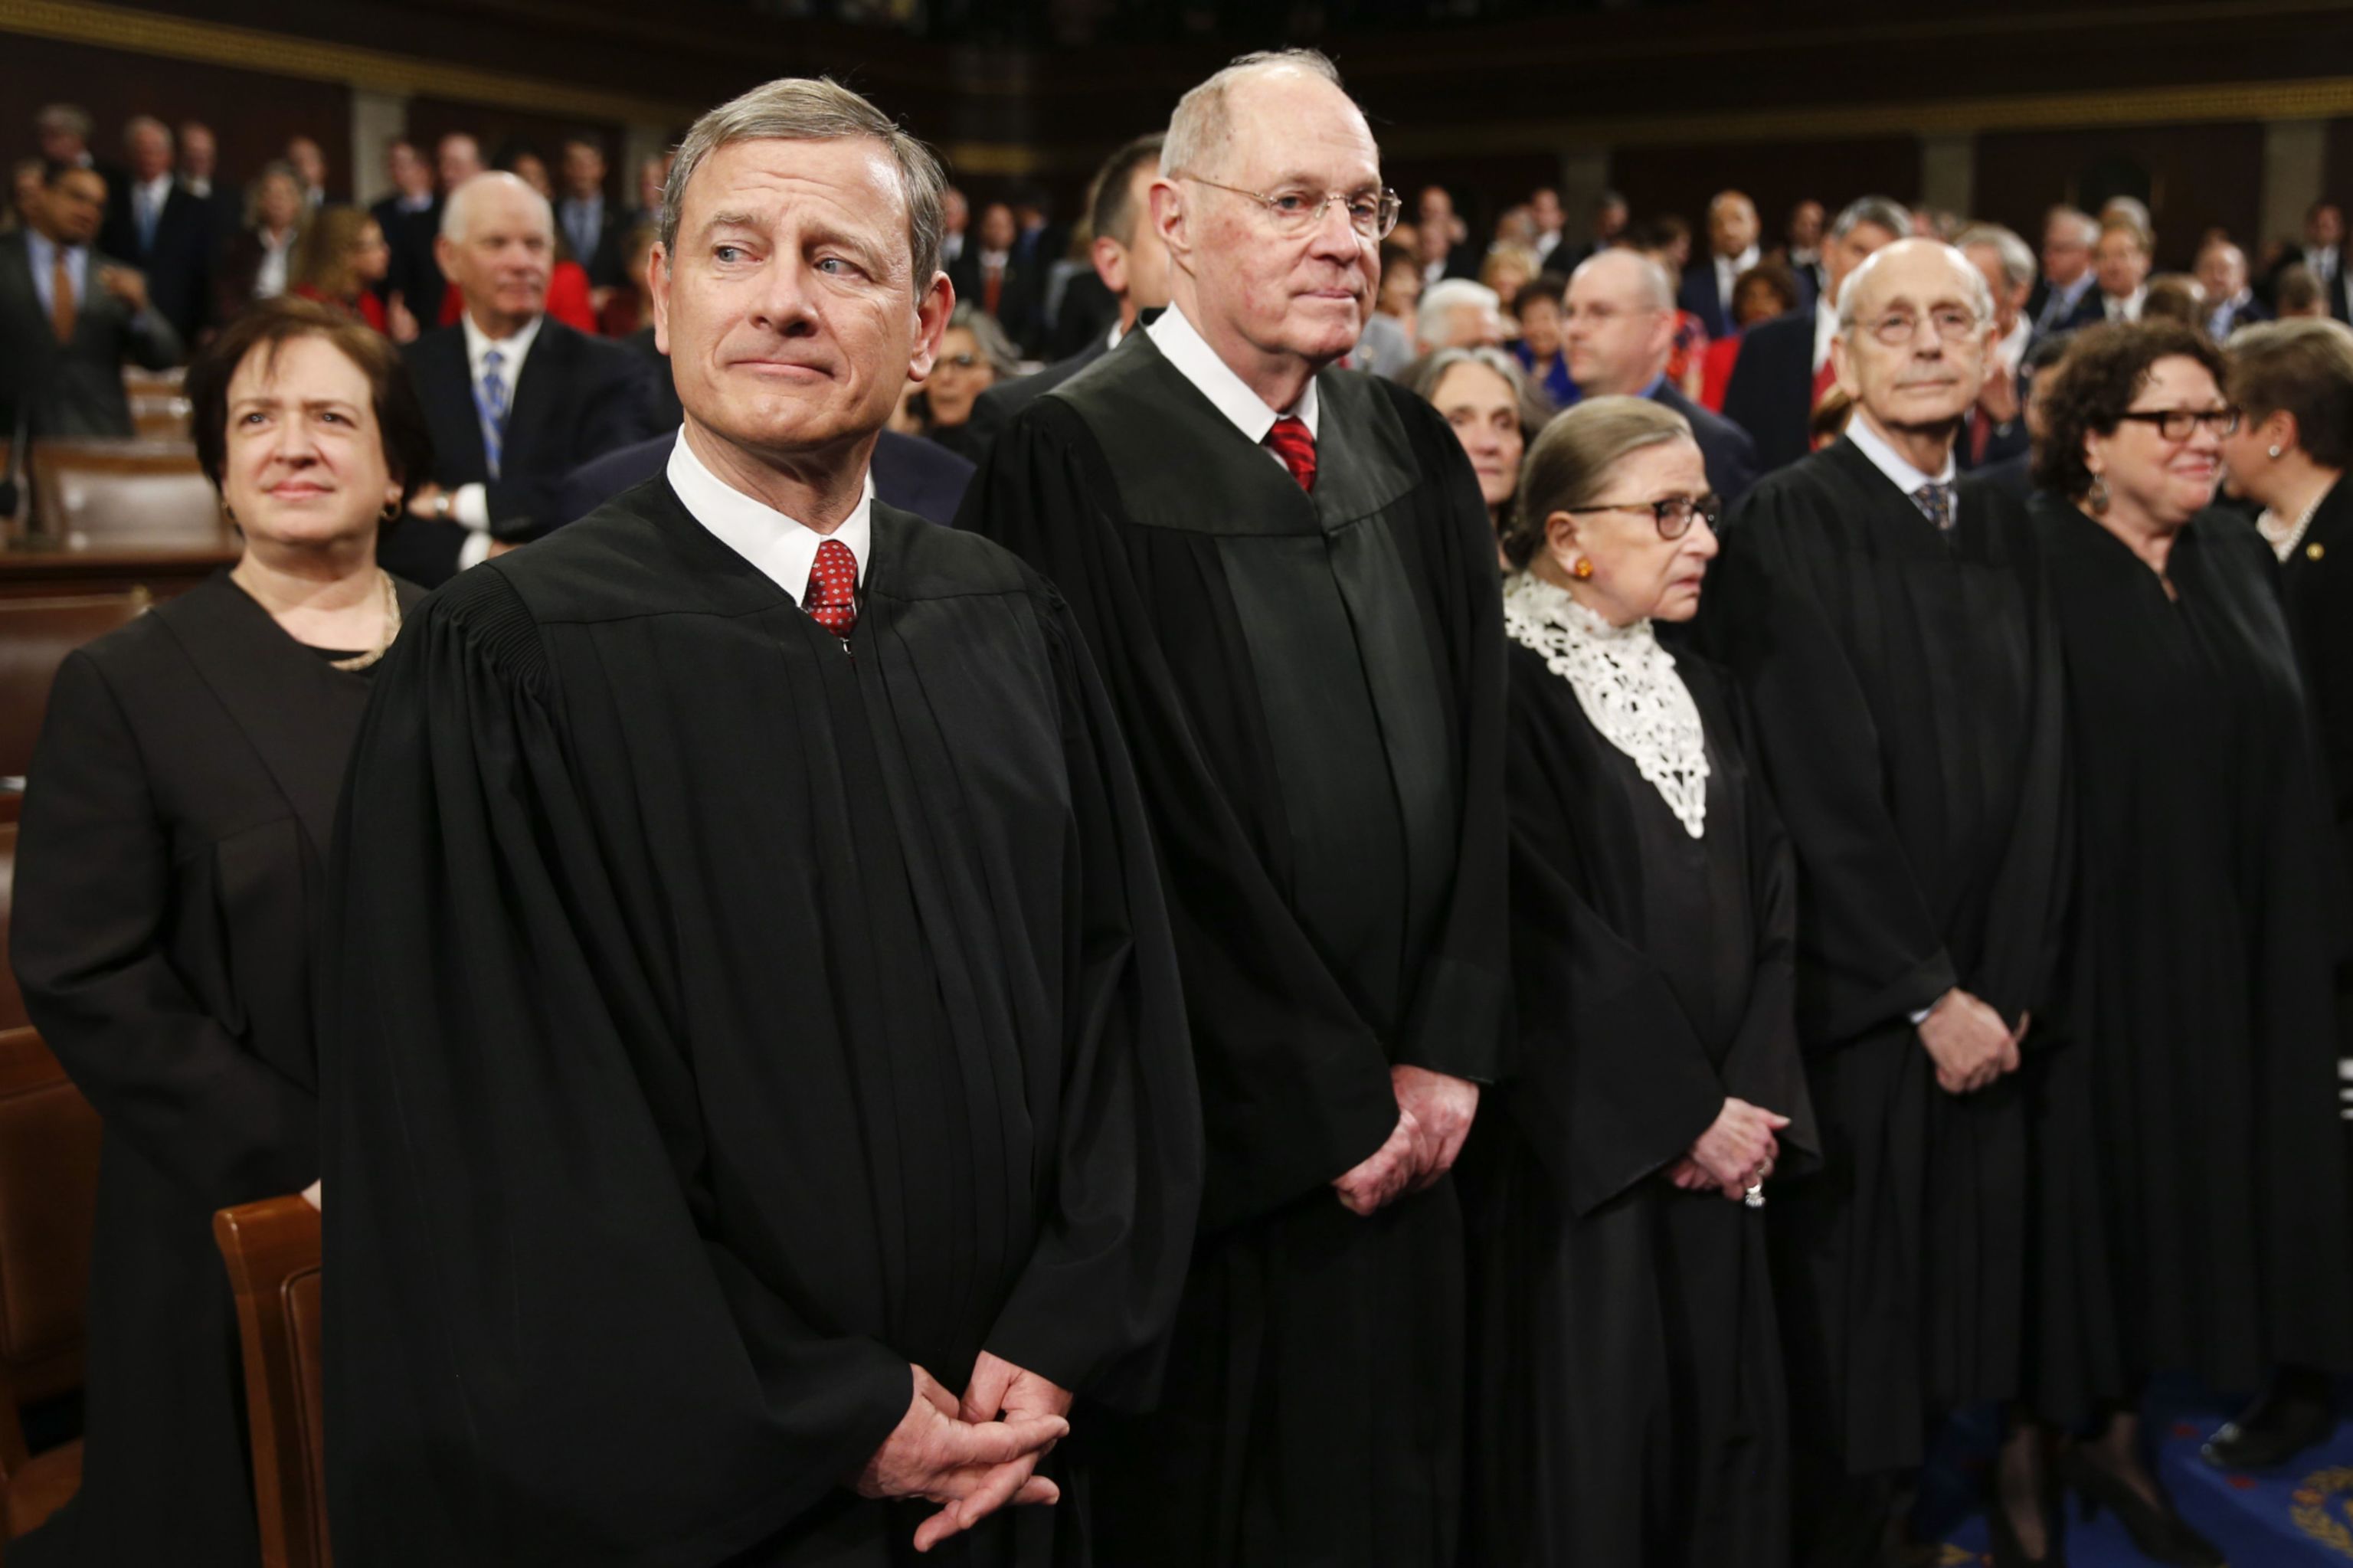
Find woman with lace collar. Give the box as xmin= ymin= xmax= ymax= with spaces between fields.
xmin=1463 ymin=396 xmax=1816 ymax=1568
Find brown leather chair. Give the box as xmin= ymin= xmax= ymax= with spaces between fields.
xmin=0 ymin=825 xmax=102 ymax=1544
xmin=214 ymin=1196 xmax=327 ymax=1568
xmin=0 ymin=592 xmax=151 ymax=812
xmin=29 ymin=442 xmax=227 ymax=553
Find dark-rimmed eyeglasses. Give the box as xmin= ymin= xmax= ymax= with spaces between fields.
xmin=1178 ymin=175 xmax=1402 ymax=241
xmin=2116 ymin=406 xmax=2241 ymax=440
xmin=1563 ymin=493 xmax=1721 ymax=539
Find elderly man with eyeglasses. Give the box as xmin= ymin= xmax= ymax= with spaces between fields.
xmin=960 ymin=47 xmax=1509 ymax=1568
xmin=1697 ymin=238 xmax=2073 ymax=1568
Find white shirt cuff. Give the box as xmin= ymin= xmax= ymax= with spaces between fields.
xmin=1909 ymin=1003 xmax=1937 ymax=1026
xmin=453 ymin=483 xmax=490 ymax=531
xmin=457 ymin=530 xmax=494 ymax=571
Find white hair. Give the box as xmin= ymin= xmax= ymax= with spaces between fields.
xmin=1418 ymin=278 xmax=1501 ymax=347
xmin=2048 ymin=206 xmax=2100 ymax=247
xmin=1162 ymin=48 xmax=1347 ymax=181
xmin=1836 ymin=238 xmax=1996 ymax=332
xmin=1955 ymin=223 xmax=2037 ymax=292
xmin=441 ymin=171 xmax=553 ymax=244
xmin=1572 ymin=247 xmax=1674 ymax=311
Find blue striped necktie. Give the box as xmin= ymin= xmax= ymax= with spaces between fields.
xmin=475 ymin=347 xmax=509 ymax=480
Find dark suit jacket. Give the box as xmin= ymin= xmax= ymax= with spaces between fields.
xmin=98 ymin=179 xmax=215 ymax=344
xmin=2263 ymin=253 xmax=2353 ymax=322
xmin=1717 ymin=307 xmax=1816 ymax=474
xmin=2026 ymin=277 xmax=2103 ymax=339
xmin=1653 ymin=379 xmax=1759 ymax=503
xmin=966 ymin=331 xmax=1116 ymax=446
xmin=0 ymin=231 xmax=183 ymax=439
xmin=947 ymin=250 xmax=1043 ymax=355
xmin=2276 ymin=480 xmax=2353 ymax=856
xmin=623 ymin=326 xmax=684 ymax=428
xmin=385 ymin=318 xmax=656 ymax=584
xmin=2211 ymin=295 xmax=2273 ymax=339
xmin=368 ymin=194 xmax=444 ymax=322
xmin=556 ymin=427 xmax=974 ymax=533
xmin=556 ymin=196 xmax=628 ymax=290
xmin=1677 ymin=259 xmax=1735 ymax=342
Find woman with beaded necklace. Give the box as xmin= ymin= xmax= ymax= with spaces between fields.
xmin=1461 ymin=395 xmax=1815 ymax=1568
xmin=9 ymin=296 xmax=428 ymax=1568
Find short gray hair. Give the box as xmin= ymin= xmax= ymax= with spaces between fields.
xmin=1832 ymin=195 xmax=1912 ymax=244
xmin=34 ymin=104 xmax=90 ymax=139
xmin=1418 ymin=278 xmax=1500 ymax=348
xmin=1162 ymin=49 xmax=1347 ymax=181
xmin=441 ymin=170 xmax=553 ymax=243
xmin=2047 ymin=206 xmax=2099 ymax=246
xmin=1836 ymin=238 xmax=1996 ymax=332
xmin=121 ymin=116 xmax=172 ymax=154
xmin=945 ymin=301 xmax=1019 ymax=378
xmin=1956 ymin=223 xmax=2036 ymax=292
xmin=663 ymin=77 xmax=947 ymax=286
xmin=1571 ymin=247 xmax=1674 ymax=312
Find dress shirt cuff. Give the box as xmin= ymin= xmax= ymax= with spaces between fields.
xmin=453 ymin=483 xmax=489 ymax=531
xmin=457 ymin=529 xmax=493 ymax=571
xmin=1908 ymin=1005 xmax=1935 ymax=1026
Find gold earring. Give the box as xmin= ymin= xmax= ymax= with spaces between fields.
xmin=1572 ymin=558 xmax=1595 ymax=579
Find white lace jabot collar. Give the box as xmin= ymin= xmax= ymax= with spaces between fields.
xmin=1503 ymin=572 xmax=1710 ymax=837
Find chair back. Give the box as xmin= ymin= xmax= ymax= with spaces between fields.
xmin=0 ymin=591 xmax=150 ymax=794
xmin=214 ymin=1196 xmax=329 ymax=1568
xmin=29 ymin=442 xmax=227 ymax=552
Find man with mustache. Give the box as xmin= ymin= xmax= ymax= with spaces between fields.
xmin=324 ymin=77 xmax=1202 ymax=1564
xmin=961 ymin=48 xmax=1509 ymax=1568
xmin=1698 ymin=239 xmax=2070 ymax=1566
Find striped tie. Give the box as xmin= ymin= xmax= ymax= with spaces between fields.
xmin=475 ymin=348 xmax=509 ymax=481
xmin=1265 ymin=415 xmax=1317 ymax=493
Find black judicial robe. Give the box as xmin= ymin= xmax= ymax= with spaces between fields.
xmin=1697 ymin=438 xmax=2070 ymax=1476
xmin=1464 ymin=615 xmax=1816 ymax=1568
xmin=10 ymin=572 xmax=422 ymax=1568
xmin=2024 ymin=499 xmax=2353 ymax=1421
xmin=322 ymin=484 xmax=1203 ymax=1567
xmin=2273 ymin=480 xmax=2353 ymax=1069
xmin=958 ymin=336 xmax=1510 ymax=1568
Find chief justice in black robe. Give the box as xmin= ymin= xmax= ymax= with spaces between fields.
xmin=959 ymin=53 xmax=1508 ymax=1568
xmin=1464 ymin=399 xmax=1816 ymax=1568
xmin=322 ymin=81 xmax=1202 ymax=1567
xmin=1697 ymin=241 xmax=2070 ymax=1563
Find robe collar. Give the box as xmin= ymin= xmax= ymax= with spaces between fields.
xmin=665 ymin=427 xmax=874 ymax=606
xmin=1146 ymin=303 xmax=1322 ymax=447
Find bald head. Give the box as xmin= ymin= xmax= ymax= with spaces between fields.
xmin=1834 ymin=238 xmax=1994 ymax=439
xmin=437 ymin=172 xmax=555 ymax=336
xmin=1838 ymin=237 xmax=1992 ymax=332
xmin=1564 ymin=246 xmax=1677 ymax=395
xmin=1574 ymin=247 xmax=1674 ymax=311
xmin=1163 ymin=49 xmax=1359 ymax=185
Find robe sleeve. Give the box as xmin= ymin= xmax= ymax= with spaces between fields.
xmin=1500 ymin=677 xmax=1723 ymax=1219
xmin=980 ymin=590 xmax=1203 ymax=1410
xmin=10 ymin=648 xmax=319 ymax=1211
xmin=958 ymin=410 xmax=1400 ymax=1233
xmin=322 ymin=569 xmax=913 ymax=1566
xmin=1705 ymin=491 xmax=1958 ymax=1047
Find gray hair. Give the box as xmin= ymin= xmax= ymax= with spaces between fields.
xmin=121 ymin=116 xmax=172 ymax=154
xmin=662 ymin=77 xmax=947 ymax=286
xmin=1835 ymin=238 xmax=1996 ymax=332
xmin=1399 ymin=345 xmax=1554 ymax=433
xmin=1571 ymin=246 xmax=1674 ymax=311
xmin=945 ymin=301 xmax=1019 ymax=378
xmin=2047 ymin=206 xmax=2099 ymax=247
xmin=441 ymin=170 xmax=553 ymax=243
xmin=1832 ymin=195 xmax=1913 ymax=244
xmin=1956 ymin=222 xmax=2036 ymax=292
xmin=1418 ymin=278 xmax=1501 ymax=348
xmin=34 ymin=104 xmax=90 ymax=139
xmin=1162 ymin=49 xmax=1347 ymax=181
xmin=1506 ymin=395 xmax=1694 ymax=570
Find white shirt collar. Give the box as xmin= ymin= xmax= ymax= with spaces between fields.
xmin=1813 ymin=293 xmax=1839 ymax=371
xmin=666 ymin=427 xmax=875 ymax=606
xmin=1147 ymin=302 xmax=1321 ymax=447
xmin=2103 ymin=285 xmax=2146 ymax=322
xmin=462 ymin=312 xmax=544 ymax=385
xmin=1847 ymin=411 xmax=1957 ymax=496
xmin=1714 ymin=244 xmax=1759 ymax=287
xmin=1995 ymin=316 xmax=2031 ymax=374
xmin=136 ymin=173 xmax=172 ymax=211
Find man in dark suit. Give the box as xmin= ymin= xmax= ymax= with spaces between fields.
xmin=0 ymin=162 xmax=182 ymax=440
xmin=2198 ymin=238 xmax=2270 ymax=340
xmin=2026 ymin=205 xmax=2103 ymax=339
xmin=97 ymin=116 xmax=214 ymax=346
xmin=1415 ymin=183 xmax=1481 ymax=285
xmin=386 ymin=171 xmax=654 ymax=586
xmin=558 ymin=134 xmax=628 ymax=292
xmin=558 ymin=427 xmax=973 ymax=532
xmin=1722 ymin=194 xmax=1910 ymax=473
xmin=950 ymin=201 xmax=1043 ymax=355
xmin=1677 ymin=188 xmax=1759 ymax=342
xmin=1566 ymin=247 xmax=1759 ymax=501
xmin=2268 ymin=202 xmax=2352 ymax=323
xmin=369 ymin=139 xmax=443 ymax=327
xmin=969 ymin=134 xmax=1170 ymax=445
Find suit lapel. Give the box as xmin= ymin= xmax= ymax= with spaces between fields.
xmin=418 ymin=330 xmax=488 ymax=478
xmin=502 ymin=322 xmax=571 ymax=475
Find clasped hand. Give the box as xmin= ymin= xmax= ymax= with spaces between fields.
xmin=1333 ymin=1063 xmax=1481 ymax=1217
xmin=854 ymin=1353 xmax=1072 ymax=1552
xmin=1916 ymin=987 xmax=2028 ymax=1095
xmin=1667 ymin=1096 xmax=1791 ymax=1199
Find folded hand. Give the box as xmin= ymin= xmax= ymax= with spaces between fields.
xmin=854 ymin=1366 xmax=1065 ymax=1552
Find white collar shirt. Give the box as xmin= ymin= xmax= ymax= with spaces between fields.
xmin=2308 ymin=245 xmax=2340 ymax=282
xmin=134 ymin=174 xmax=173 ymax=228
xmin=1147 ymin=303 xmax=1321 ymax=465
xmin=2103 ymin=285 xmax=2146 ymax=323
xmin=1713 ymin=244 xmax=1759 ymax=313
xmin=1847 ymin=411 xmax=1959 ymax=524
xmin=666 ymin=427 xmax=874 ymax=605
xmin=1995 ymin=316 xmax=2032 ymax=376
xmin=462 ymin=311 xmax=544 ymax=390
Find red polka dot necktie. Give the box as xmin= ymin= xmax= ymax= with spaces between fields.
xmin=1265 ymin=415 xmax=1317 ymax=493
xmin=804 ymin=536 xmax=859 ymax=640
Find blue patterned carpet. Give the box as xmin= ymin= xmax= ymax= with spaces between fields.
xmin=1918 ymin=1377 xmax=2353 ymax=1565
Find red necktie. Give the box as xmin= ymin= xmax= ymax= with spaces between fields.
xmin=805 ymin=536 xmax=858 ymax=640
xmin=983 ymin=264 xmax=1003 ymax=317
xmin=1811 ymin=355 xmax=1837 ymax=410
xmin=1265 ymin=415 xmax=1317 ymax=493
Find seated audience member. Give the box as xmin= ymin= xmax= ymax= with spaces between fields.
xmin=1958 ymin=223 xmax=2040 ymax=468
xmin=2198 ymin=239 xmax=2267 ymax=339
xmin=293 ymin=206 xmax=415 ymax=341
xmin=176 ymin=119 xmax=220 ymax=201
xmin=1697 ymin=259 xmax=1802 ymax=411
xmin=97 ymin=116 xmax=213 ymax=345
xmin=2031 ymin=206 xmax=2104 ymax=336
xmin=1510 ymin=273 xmax=1576 ymax=406
xmin=1481 ymin=243 xmax=1540 ymax=319
xmin=2276 ymin=263 xmax=2332 ymax=319
xmin=2012 ymin=319 xmax=2353 ymax=1566
xmin=8 ymin=296 xmax=430 ymax=1568
xmin=1466 ymin=394 xmax=1815 ymax=1568
xmin=368 ymin=139 xmax=442 ymax=331
xmin=286 ymin=135 xmax=328 ymax=208
xmin=1566 ymin=247 xmax=1759 ymax=502
xmin=1419 ymin=276 xmax=1507 ymax=350
xmin=1356 ymin=240 xmax=1422 ymax=378
xmin=388 ymin=170 xmax=653 ymax=585
xmin=2093 ymin=220 xmax=2153 ymax=323
xmin=1680 ymin=188 xmax=1761 ymax=340
xmin=557 ymin=133 xmax=627 ymax=292
xmin=0 ymin=161 xmax=182 ymax=438
xmin=1402 ymin=345 xmax=1553 ymax=566
xmin=908 ymin=302 xmax=1016 ymax=463
xmin=949 ymin=200 xmax=1042 ymax=355
xmin=970 ymin=133 xmax=1170 ymax=439
xmin=218 ymin=161 xmax=306 ymax=319
xmin=437 ymin=149 xmax=596 ymax=335
xmin=1721 ymin=194 xmax=1909 ymax=471
xmin=1418 ymin=181 xmax=1480 ymax=283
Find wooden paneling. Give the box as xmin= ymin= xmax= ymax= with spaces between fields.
xmin=1608 ymin=138 xmax=1922 ymax=241
xmin=1975 ymin=121 xmax=2266 ymax=269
